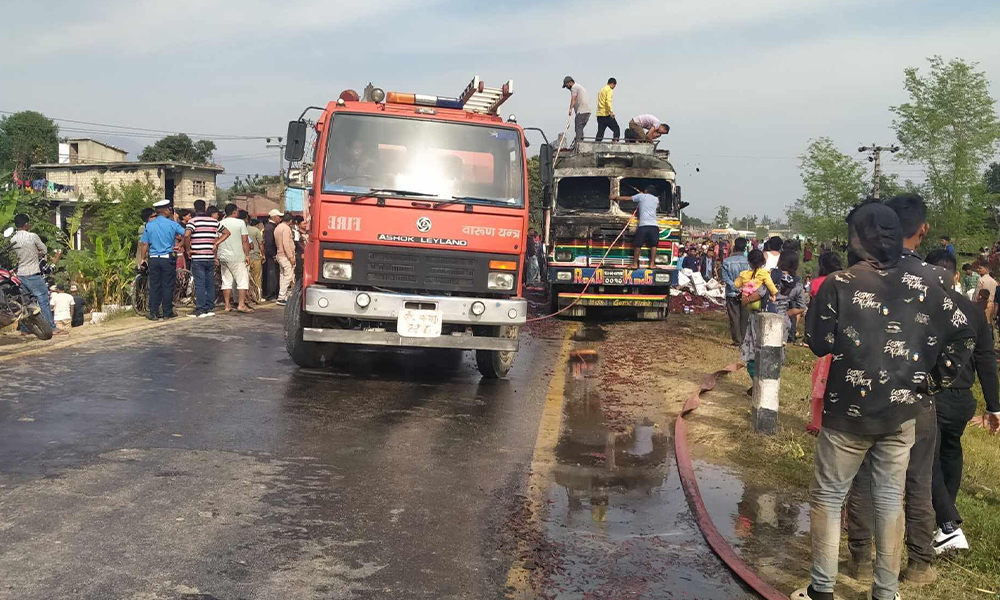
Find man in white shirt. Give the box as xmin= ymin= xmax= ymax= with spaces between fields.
xmin=49 ymin=285 xmax=75 ymax=331
xmin=763 ymin=236 xmax=782 ymax=270
xmin=625 ymin=114 xmax=670 ymax=142
xmin=562 ymin=76 xmax=592 ymax=147
xmin=215 ymin=203 xmax=253 ymax=313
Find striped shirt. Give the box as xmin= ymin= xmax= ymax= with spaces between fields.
xmin=186 ymin=214 xmax=219 ymax=260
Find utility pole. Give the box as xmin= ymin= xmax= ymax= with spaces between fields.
xmin=858 ymin=143 xmax=900 ymax=199
xmin=266 ymin=137 xmax=286 ymax=178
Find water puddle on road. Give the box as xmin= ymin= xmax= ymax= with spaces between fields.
xmin=522 ymin=329 xmax=759 ymax=599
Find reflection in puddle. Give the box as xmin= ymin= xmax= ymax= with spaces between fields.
xmin=694 ymin=462 xmax=811 ymax=545
xmin=531 ymin=342 xmax=754 ymax=599
xmin=572 ymin=324 xmax=607 ymax=342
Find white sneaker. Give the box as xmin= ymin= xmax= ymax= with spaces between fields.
xmin=187 ymin=314 xmax=198 ymax=318
xmin=197 ymin=313 xmax=209 ymax=318
xmin=206 ymin=311 xmax=216 ymax=317
xmin=933 ymin=527 xmax=969 ymax=554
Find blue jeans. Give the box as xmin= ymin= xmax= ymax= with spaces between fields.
xmin=810 ymin=420 xmax=915 ymax=600
xmin=18 ymin=273 xmax=55 ymax=329
xmin=191 ymin=260 xmax=215 ymax=315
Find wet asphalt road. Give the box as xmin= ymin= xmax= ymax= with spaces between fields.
xmin=0 ymin=308 xmax=758 ymax=599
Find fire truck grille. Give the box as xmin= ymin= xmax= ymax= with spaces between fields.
xmin=320 ymin=243 xmax=518 ymax=295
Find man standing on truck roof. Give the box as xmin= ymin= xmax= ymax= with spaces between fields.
xmin=562 ymin=76 xmax=591 ymax=147
xmin=610 ymin=185 xmax=660 ymax=269
xmin=595 ymin=78 xmax=619 ymax=143
xmin=624 ymin=114 xmax=670 ymax=143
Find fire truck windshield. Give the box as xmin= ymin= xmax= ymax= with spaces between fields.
xmin=322 ymin=113 xmax=524 ymax=207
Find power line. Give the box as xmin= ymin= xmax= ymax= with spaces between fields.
xmin=0 ymin=109 xmax=278 ymax=140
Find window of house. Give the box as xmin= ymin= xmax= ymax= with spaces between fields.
xmin=192 ymin=180 xmax=206 ymax=196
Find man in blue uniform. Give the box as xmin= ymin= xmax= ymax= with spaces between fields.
xmin=138 ymin=200 xmax=186 ymax=320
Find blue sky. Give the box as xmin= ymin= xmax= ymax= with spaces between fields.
xmin=2 ymin=0 xmax=999 ymax=221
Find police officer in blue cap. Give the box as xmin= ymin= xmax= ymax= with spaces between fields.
xmin=137 ymin=200 xmax=186 ymax=320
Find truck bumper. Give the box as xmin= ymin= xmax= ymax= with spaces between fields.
xmin=556 ymin=292 xmax=669 ymax=308
xmin=302 ymin=286 xmax=525 ymax=351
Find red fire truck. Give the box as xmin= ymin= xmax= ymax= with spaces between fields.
xmin=282 ymin=78 xmax=528 ymax=378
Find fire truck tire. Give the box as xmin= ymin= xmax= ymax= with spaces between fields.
xmin=548 ymin=285 xmax=560 ymax=315
xmin=284 ymin=285 xmax=337 ymax=368
xmin=476 ymin=325 xmax=518 ymax=379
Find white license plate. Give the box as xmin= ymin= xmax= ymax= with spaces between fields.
xmin=397 ymin=309 xmax=442 ymax=338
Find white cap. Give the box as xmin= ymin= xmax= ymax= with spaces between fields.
xmin=268 ymin=209 xmax=284 ymax=217
xmin=153 ymin=199 xmax=171 ymax=208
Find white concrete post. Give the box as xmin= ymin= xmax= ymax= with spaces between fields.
xmin=752 ymin=312 xmax=784 ymax=434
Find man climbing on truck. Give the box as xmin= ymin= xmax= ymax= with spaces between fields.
xmin=624 ymin=114 xmax=670 ymax=142
xmin=611 ymin=185 xmax=660 ymax=269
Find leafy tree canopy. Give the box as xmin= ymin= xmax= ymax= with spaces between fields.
xmin=787 ymin=137 xmax=867 ymax=244
xmin=138 ymin=133 xmax=216 ymax=164
xmin=0 ymin=111 xmax=59 ymax=174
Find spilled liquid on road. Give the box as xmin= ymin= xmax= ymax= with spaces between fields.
xmin=523 ymin=323 xmax=758 ymax=599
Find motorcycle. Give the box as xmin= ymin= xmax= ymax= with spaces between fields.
xmin=0 ymin=227 xmax=54 ymax=340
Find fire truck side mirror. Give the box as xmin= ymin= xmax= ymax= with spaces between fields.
xmin=285 ymin=120 xmax=307 ymax=162
xmin=538 ymin=144 xmax=553 ymax=186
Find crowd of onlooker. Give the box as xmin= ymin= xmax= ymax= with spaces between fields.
xmin=711 ymin=195 xmax=1000 ymax=600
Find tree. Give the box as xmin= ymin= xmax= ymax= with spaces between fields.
xmin=713 ymin=205 xmax=730 ymax=228
xmin=230 ymin=173 xmax=282 ymax=195
xmin=89 ymin=176 xmax=160 ymax=235
xmin=138 ymin=134 xmax=216 ymax=164
xmin=787 ymin=137 xmax=867 ymax=243
xmin=891 ymin=56 xmax=1000 ymax=249
xmin=0 ymin=111 xmax=59 ymax=175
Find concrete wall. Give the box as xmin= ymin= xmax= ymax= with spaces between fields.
xmin=174 ymin=169 xmax=218 ymax=209
xmin=69 ymin=140 xmax=128 ymax=163
xmin=44 ymin=166 xmax=164 ymax=201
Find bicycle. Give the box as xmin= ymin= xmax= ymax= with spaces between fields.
xmin=130 ymin=265 xmax=149 ymax=316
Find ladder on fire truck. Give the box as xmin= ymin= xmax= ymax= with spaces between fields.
xmin=458 ymin=77 xmax=513 ymax=116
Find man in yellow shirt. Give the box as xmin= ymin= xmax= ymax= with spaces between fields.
xmin=595 ymin=78 xmax=619 ymax=142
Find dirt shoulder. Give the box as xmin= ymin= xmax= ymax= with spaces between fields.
xmin=654 ymin=312 xmax=1000 ymax=600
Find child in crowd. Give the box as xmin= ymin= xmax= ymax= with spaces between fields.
xmin=735 ymin=249 xmax=778 ymax=385
xmin=806 ymin=251 xmax=842 ymax=435
xmin=769 ymin=250 xmax=807 ymax=343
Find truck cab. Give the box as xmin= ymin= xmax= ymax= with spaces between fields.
xmin=542 ymin=140 xmax=682 ymax=320
xmin=284 ymin=78 xmax=528 ymax=378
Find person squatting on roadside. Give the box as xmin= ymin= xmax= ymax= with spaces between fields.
xmin=794 ymin=200 xmax=974 ymax=600
xmin=721 ymin=237 xmax=750 ymax=345
xmin=923 ymin=250 xmax=1000 ymax=554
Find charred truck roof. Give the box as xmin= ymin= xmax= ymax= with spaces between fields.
xmin=551 ymin=140 xmax=679 ymax=222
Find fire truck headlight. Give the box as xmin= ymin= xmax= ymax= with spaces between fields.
xmin=488 ymin=272 xmax=515 ymax=290
xmin=356 ymin=292 xmax=371 ymax=308
xmin=555 ymin=271 xmax=572 ymax=282
xmin=323 ymin=262 xmax=353 ymax=281
xmin=471 ymin=301 xmax=486 ymax=316
xmin=555 ymin=250 xmax=573 ymax=262
xmin=371 ymin=88 xmax=386 ymax=103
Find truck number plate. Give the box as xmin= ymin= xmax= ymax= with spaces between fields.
xmin=398 ymin=309 xmax=442 ymax=338
xmin=599 ymin=269 xmax=625 ymax=285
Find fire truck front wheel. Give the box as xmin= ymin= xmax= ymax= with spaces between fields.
xmin=284 ymin=284 xmax=338 ymax=368
xmin=476 ymin=325 xmax=518 ymax=379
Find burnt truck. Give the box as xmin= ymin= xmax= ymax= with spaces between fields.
xmin=539 ymin=140 xmax=683 ymax=319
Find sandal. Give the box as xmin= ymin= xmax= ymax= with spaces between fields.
xmin=237 ymin=307 xmax=254 ymax=314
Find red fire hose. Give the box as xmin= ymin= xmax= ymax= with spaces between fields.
xmin=674 ymin=363 xmax=788 ymax=600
